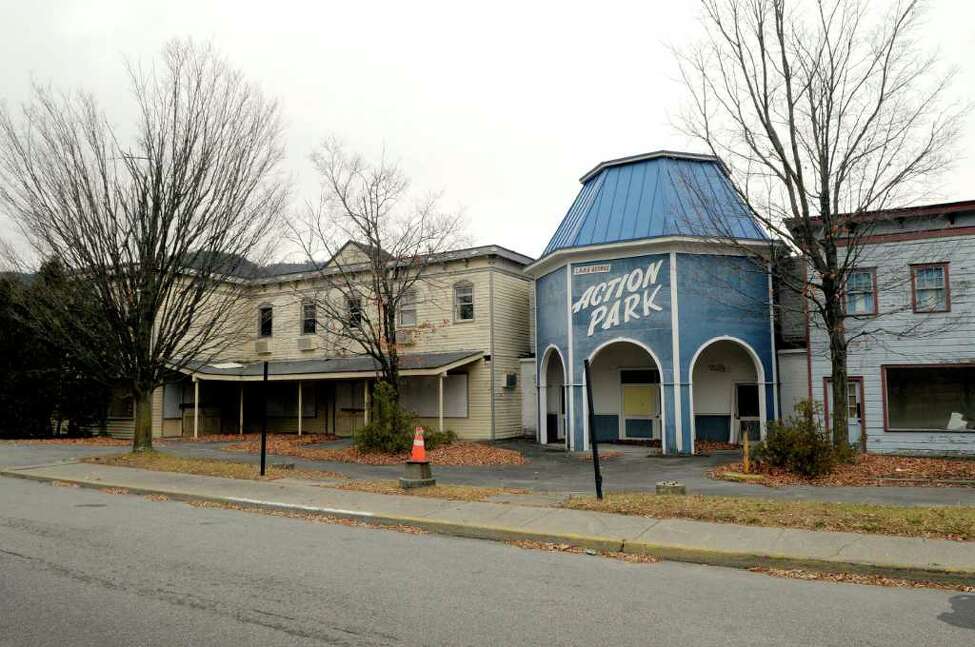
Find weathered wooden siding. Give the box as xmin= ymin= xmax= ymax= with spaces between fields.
xmin=808 ymin=232 xmax=975 ymax=455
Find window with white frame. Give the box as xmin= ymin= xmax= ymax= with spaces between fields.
xmin=454 ymin=281 xmax=474 ymax=322
xmin=399 ymin=289 xmax=417 ymax=327
xmin=912 ymin=264 xmax=949 ymax=313
xmin=301 ymin=300 xmax=317 ymax=335
xmin=845 ymin=269 xmax=876 ymax=315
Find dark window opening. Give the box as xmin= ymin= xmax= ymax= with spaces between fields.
xmin=886 ymin=366 xmax=975 ymax=431
xmin=347 ymin=298 xmax=362 ymax=328
xmin=259 ymin=305 xmax=273 ymax=337
xmin=302 ymin=301 xmax=316 ymax=335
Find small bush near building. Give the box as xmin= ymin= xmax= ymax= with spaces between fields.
xmin=355 ymin=381 xmax=457 ymax=454
xmin=753 ymin=400 xmax=854 ymax=477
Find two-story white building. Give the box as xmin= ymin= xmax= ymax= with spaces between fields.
xmin=105 ymin=244 xmax=533 ymax=443
xmin=803 ymin=200 xmax=975 ymax=455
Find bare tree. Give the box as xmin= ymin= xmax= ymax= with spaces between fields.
xmin=676 ymin=0 xmax=964 ymax=449
xmin=293 ymin=139 xmax=465 ymax=397
xmin=0 ymin=39 xmax=287 ymax=451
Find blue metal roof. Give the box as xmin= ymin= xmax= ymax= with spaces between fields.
xmin=542 ymin=151 xmax=767 ymax=257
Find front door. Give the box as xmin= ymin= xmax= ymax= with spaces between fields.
xmin=734 ymin=383 xmax=761 ymax=443
xmin=621 ymin=384 xmax=659 ymax=439
xmin=826 ymin=379 xmax=863 ymax=446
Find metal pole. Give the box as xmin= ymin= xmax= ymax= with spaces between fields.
xmin=238 ymin=384 xmax=244 ymax=435
xmin=193 ymin=379 xmax=199 ymax=439
xmin=260 ymin=361 xmax=268 ymax=476
xmin=583 ymin=359 xmax=603 ymax=500
xmin=438 ymin=374 xmax=445 ymax=433
xmin=297 ymin=381 xmax=303 ymax=437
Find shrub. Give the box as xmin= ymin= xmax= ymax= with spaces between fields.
xmin=753 ymin=400 xmax=847 ymax=477
xmin=423 ymin=429 xmax=457 ymax=450
xmin=354 ymin=381 xmax=414 ymax=454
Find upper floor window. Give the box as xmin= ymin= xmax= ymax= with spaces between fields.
xmin=258 ymin=305 xmax=273 ymax=337
xmin=347 ymin=297 xmax=362 ymax=328
xmin=399 ymin=289 xmax=417 ymax=327
xmin=845 ymin=269 xmax=877 ymax=316
xmin=301 ymin=300 xmax=317 ymax=335
xmin=454 ymin=281 xmax=474 ymax=322
xmin=911 ymin=263 xmax=950 ymax=313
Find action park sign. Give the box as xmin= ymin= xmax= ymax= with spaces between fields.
xmin=572 ymin=260 xmax=666 ymax=337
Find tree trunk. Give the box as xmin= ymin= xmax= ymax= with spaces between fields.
xmin=132 ymin=386 xmax=153 ymax=452
xmin=826 ymin=314 xmax=850 ymax=449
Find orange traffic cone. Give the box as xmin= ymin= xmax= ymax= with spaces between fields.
xmin=410 ymin=426 xmax=427 ymax=462
xmin=401 ymin=426 xmax=435 ymax=488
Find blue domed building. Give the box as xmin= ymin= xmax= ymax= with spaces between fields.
xmin=527 ymin=151 xmax=777 ymax=455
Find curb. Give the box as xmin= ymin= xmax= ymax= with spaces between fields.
xmin=4 ymin=468 xmax=974 ymax=587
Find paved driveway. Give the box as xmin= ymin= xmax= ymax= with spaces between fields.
xmin=4 ymin=438 xmax=975 ymax=507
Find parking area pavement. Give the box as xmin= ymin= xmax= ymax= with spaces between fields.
xmin=4 ymin=437 xmax=975 ymax=507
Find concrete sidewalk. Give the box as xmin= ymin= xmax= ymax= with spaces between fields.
xmin=3 ymin=461 xmax=974 ymax=585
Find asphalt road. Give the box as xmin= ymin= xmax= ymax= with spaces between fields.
xmin=1 ymin=476 xmax=973 ymax=646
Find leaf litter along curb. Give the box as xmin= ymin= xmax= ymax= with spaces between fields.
xmin=1 ymin=437 xmax=131 ymax=446
xmin=507 ymin=540 xmax=659 ymax=565
xmin=750 ymin=567 xmax=975 ymax=593
xmin=224 ymin=437 xmax=526 ymax=466
xmin=712 ymin=453 xmax=975 ymax=488
xmin=565 ymin=493 xmax=975 ymax=541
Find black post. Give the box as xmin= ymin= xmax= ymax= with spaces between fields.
xmin=260 ymin=360 xmax=268 ymax=476
xmin=583 ymin=359 xmax=603 ymax=500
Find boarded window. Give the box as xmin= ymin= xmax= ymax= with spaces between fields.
xmin=163 ymin=382 xmax=184 ymax=419
xmin=399 ymin=374 xmax=469 ymax=418
xmin=886 ymin=366 xmax=975 ymax=431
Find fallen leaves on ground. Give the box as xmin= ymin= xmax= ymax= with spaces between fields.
xmin=565 ymin=492 xmax=975 ymax=541
xmin=51 ymin=481 xmax=79 ymax=488
xmin=98 ymin=487 xmax=130 ymax=495
xmin=714 ymin=453 xmax=975 ymax=488
xmin=334 ymin=480 xmax=528 ymax=501
xmin=695 ymin=440 xmax=740 ymax=454
xmin=0 ymin=436 xmax=130 ymax=446
xmin=507 ymin=540 xmax=658 ymax=565
xmin=83 ymin=451 xmax=346 ymax=482
xmin=750 ymin=567 xmax=975 ymax=593
xmin=225 ymin=437 xmax=526 ymax=466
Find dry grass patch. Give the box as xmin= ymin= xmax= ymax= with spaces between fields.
xmin=565 ymin=492 xmax=975 ymax=541
xmin=83 ymin=451 xmax=346 ymax=482
xmin=714 ymin=453 xmax=975 ymax=488
xmin=226 ymin=438 xmax=526 ymax=466
xmin=333 ymin=480 xmax=528 ymax=501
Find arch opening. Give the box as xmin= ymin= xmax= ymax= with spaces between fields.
xmin=539 ymin=347 xmax=567 ymax=447
xmin=690 ymin=338 xmax=765 ymax=448
xmin=587 ymin=340 xmax=664 ymax=448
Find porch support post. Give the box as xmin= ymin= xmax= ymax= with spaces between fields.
xmin=363 ymin=380 xmax=369 ymax=425
xmin=297 ymin=381 xmax=303 ymax=436
xmin=438 ymin=373 xmax=445 ymax=433
xmin=239 ymin=383 xmax=244 ymax=435
xmin=193 ymin=378 xmax=200 ymax=439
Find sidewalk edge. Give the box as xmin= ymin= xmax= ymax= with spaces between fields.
xmin=4 ymin=468 xmax=973 ymax=587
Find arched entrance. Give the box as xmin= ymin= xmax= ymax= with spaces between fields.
xmin=539 ymin=346 xmax=567 ymax=447
xmin=690 ymin=337 xmax=766 ymax=448
xmin=586 ymin=339 xmax=665 ymax=449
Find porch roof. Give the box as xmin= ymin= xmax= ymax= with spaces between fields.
xmin=181 ymin=350 xmax=483 ymax=382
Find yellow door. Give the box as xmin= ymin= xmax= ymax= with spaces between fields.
xmin=621 ymin=384 xmax=659 ymax=439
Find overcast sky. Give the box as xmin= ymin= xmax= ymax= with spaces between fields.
xmin=1 ymin=0 xmax=973 ymax=261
